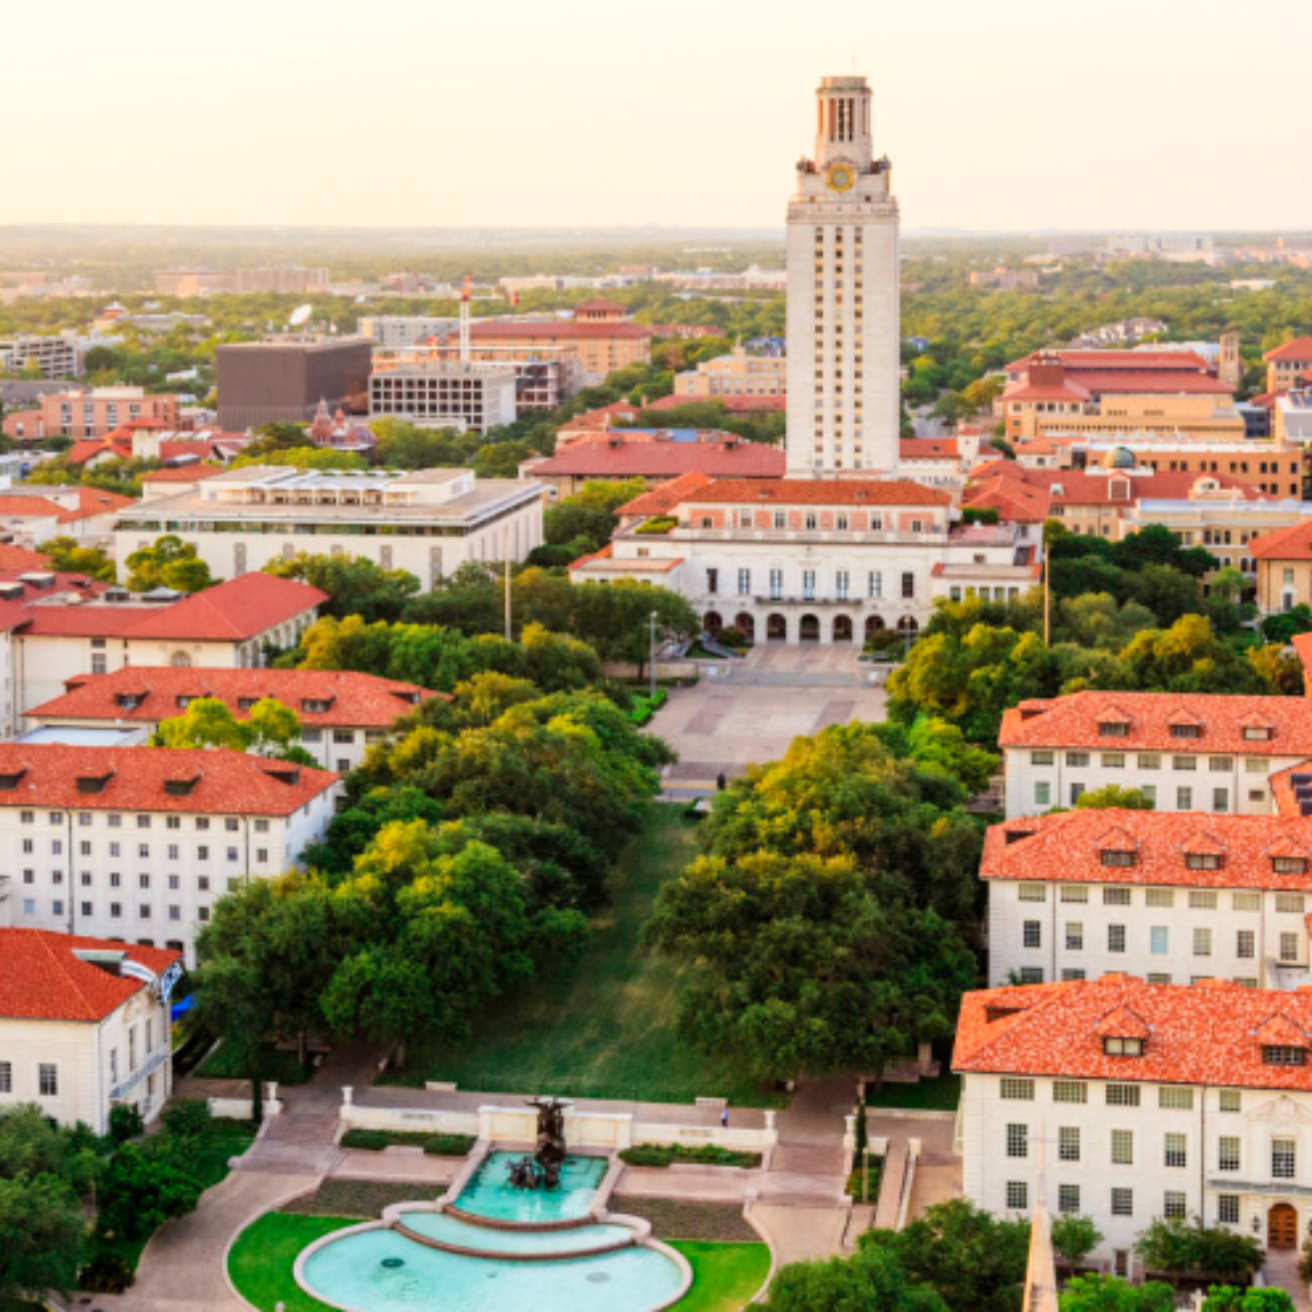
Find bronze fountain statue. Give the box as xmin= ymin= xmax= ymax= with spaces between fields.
xmin=506 ymin=1096 xmax=571 ymax=1190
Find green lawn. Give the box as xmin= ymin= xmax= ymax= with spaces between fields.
xmin=228 ymin=1212 xmax=771 ymax=1312
xmin=670 ymin=1242 xmax=772 ymax=1311
xmin=863 ymin=1073 xmax=961 ymax=1111
xmin=196 ymin=1040 xmax=313 ymax=1086
xmin=396 ymin=805 xmax=783 ymax=1106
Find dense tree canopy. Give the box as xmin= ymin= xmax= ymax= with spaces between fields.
xmin=124 ymin=534 xmax=213 ymax=593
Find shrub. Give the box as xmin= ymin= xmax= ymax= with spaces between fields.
xmin=97 ymin=1144 xmax=203 ymax=1241
xmin=79 ymin=1251 xmax=135 ymax=1294
xmin=108 ymin=1103 xmax=144 ymax=1145
xmin=339 ymin=1129 xmax=390 ymax=1151
xmin=423 ymin=1134 xmax=476 ymax=1156
xmin=635 ymin=516 xmax=678 ymax=535
xmin=1052 ymin=1214 xmax=1102 ymax=1266
xmin=1136 ymin=1216 xmax=1263 ymax=1280
xmin=161 ymin=1099 xmax=212 ymax=1139
xmin=1204 ymin=1288 xmax=1295 ymax=1312
xmin=618 ymin=1143 xmax=761 ymax=1169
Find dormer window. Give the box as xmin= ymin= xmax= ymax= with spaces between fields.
xmin=300 ymin=698 xmax=333 ymax=714
xmin=1103 ymin=1037 xmax=1145 ymax=1057
xmin=1101 ymin=848 xmax=1137 ymax=868
xmin=1263 ymin=1046 xmax=1308 ymax=1067
xmin=1243 ymin=726 xmax=1274 ymax=742
xmin=237 ymin=697 xmax=259 ymax=711
xmin=1099 ymin=721 xmax=1129 ymax=738
xmin=0 ymin=769 xmax=28 ymax=791
xmin=1185 ymin=853 xmax=1222 ymax=871
xmin=1273 ymin=857 xmax=1309 ymax=875
xmin=175 ymin=696 xmax=194 ymax=710
xmin=163 ymin=776 xmax=199 ymax=796
xmin=76 ymin=772 xmax=113 ymax=794
xmin=1170 ymin=724 xmax=1202 ymax=740
xmin=114 ymin=693 xmax=143 ymax=711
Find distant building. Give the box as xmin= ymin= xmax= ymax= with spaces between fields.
xmin=1106 ymin=233 xmax=1215 ymax=263
xmin=368 ymin=356 xmax=518 ymax=433
xmin=2 ymin=387 xmax=181 ymax=442
xmin=115 ymin=466 xmax=544 ymax=589
xmin=215 ymin=336 xmax=372 ymax=430
xmin=1275 ymin=389 xmax=1312 ymax=446
xmin=154 ymin=267 xmax=329 ymax=296
xmin=1249 ymin=520 xmax=1312 ymax=613
xmin=358 ymin=316 xmax=461 ymax=349
xmin=0 ymin=335 xmax=80 ymax=379
xmin=674 ymin=344 xmax=788 ymax=399
xmin=1265 ymin=339 xmax=1312 ymax=397
xmin=466 ymin=303 xmax=652 ymax=386
xmin=0 ymin=930 xmax=181 ymax=1132
xmin=969 ymin=267 xmax=1040 ymax=291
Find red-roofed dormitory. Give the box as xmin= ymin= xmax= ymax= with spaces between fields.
xmin=27 ymin=666 xmax=443 ymax=774
xmin=0 ymin=930 xmax=181 ymax=1132
xmin=954 ymin=975 xmax=1312 ymax=1274
xmin=1 ymin=745 xmax=340 ymax=966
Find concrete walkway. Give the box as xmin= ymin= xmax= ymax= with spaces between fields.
xmin=1265 ymin=1249 xmax=1312 ymax=1311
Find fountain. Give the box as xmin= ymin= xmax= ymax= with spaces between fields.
xmin=507 ymin=1096 xmax=571 ymax=1191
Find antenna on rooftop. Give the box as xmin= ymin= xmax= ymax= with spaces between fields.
xmin=459 ymin=272 xmax=472 ymax=365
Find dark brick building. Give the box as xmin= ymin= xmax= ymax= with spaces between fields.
xmin=216 ymin=336 xmax=372 ymax=430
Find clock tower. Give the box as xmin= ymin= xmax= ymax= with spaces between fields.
xmin=785 ymin=76 xmax=900 ymax=476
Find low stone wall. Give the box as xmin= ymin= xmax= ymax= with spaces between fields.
xmin=341 ymin=1103 xmax=479 ymax=1138
xmin=209 ymin=1096 xmax=263 ymax=1120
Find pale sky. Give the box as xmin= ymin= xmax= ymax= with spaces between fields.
xmin=5 ymin=0 xmax=1308 ymax=233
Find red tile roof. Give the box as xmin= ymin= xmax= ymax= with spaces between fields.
xmin=1265 ymin=338 xmax=1312 ymax=363
xmin=0 ymin=743 xmax=336 ymax=816
xmin=968 ymin=463 xmax=1261 ymax=511
xmin=900 ymin=438 xmax=961 ymax=460
xmin=1250 ymin=520 xmax=1312 ymax=561
xmin=954 ymin=975 xmax=1312 ymax=1090
xmin=470 ymin=320 xmax=652 ymax=342
xmin=1292 ymin=633 xmax=1312 ymax=675
xmin=616 ymin=472 xmax=712 ymax=518
xmin=999 ymin=691 xmax=1312 ymax=755
xmin=141 ymin=465 xmax=224 ymax=484
xmin=0 ymin=488 xmax=134 ymax=525
xmin=530 ymin=439 xmax=784 ymax=480
xmin=1006 ymin=349 xmax=1215 ymax=375
xmin=0 ymin=930 xmax=180 ymax=1023
xmin=980 ymin=808 xmax=1312 ymax=892
xmin=29 ymin=666 xmax=442 ymax=728
xmin=557 ymin=401 xmax=643 ymax=432
xmin=13 ymin=573 xmax=327 ymax=642
xmin=678 ymin=478 xmax=951 ymax=507
xmin=0 ymin=544 xmax=51 ymax=571
xmin=1004 ymin=380 xmax=1091 ymax=403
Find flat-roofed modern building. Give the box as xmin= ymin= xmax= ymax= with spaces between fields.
xmin=215 ymin=336 xmax=372 ymax=430
xmin=368 ymin=355 xmax=518 ymax=432
xmin=0 ymin=335 xmax=81 ymax=379
xmin=115 ymin=465 xmax=544 ymax=589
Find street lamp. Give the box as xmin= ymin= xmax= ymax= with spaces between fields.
xmin=649 ymin=611 xmax=659 ymax=702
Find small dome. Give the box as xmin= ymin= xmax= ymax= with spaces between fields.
xmin=1102 ymin=446 xmax=1136 ymax=470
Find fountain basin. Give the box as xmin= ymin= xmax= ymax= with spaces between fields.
xmin=394 ymin=1211 xmax=637 ymax=1260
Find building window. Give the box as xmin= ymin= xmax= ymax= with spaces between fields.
xmin=1060 ymin=886 xmax=1089 ymax=904
xmin=868 ymin=571 xmax=882 ymax=598
xmin=1159 ymin=1087 xmax=1194 ymax=1110
xmin=1106 ymin=1084 xmax=1140 ymax=1107
xmin=1188 ymin=890 xmax=1218 ymax=909
xmin=0 ymin=1062 xmax=10 ymax=1093
xmin=1111 ymin=1188 xmax=1133 ymax=1217
xmin=1237 ymin=930 xmax=1256 ymax=959
xmin=1018 ymin=884 xmax=1047 ymax=903
xmin=1277 ymin=894 xmax=1306 ymax=914
xmin=769 ymin=569 xmax=783 ymax=600
xmin=1005 ymin=1181 xmax=1028 ymax=1210
xmin=1103 ymin=888 xmax=1131 ymax=906
xmin=1111 ymin=1130 xmax=1134 ymax=1166
xmin=1023 ymin=921 xmax=1041 ymax=949
xmin=1219 ymin=1090 xmax=1241 ymax=1113
xmin=1001 ymin=1078 xmax=1035 ymax=1101
xmin=901 ymin=572 xmax=914 ymax=599
xmin=1058 ymin=1126 xmax=1080 ymax=1162
xmin=706 ymin=568 xmax=718 ymax=595
xmin=737 ymin=569 xmax=750 ymax=596
xmin=1057 ymin=1184 xmax=1081 ymax=1215
xmin=1108 ymin=925 xmax=1126 ymax=953
xmin=1034 ymin=782 xmax=1051 ymax=807
xmin=1006 ymin=1124 xmax=1028 ymax=1158
xmin=1164 ymin=1133 xmax=1187 ymax=1168
xmin=38 ymin=1064 xmax=57 ymax=1097
xmin=1218 ymin=1195 xmax=1240 ymax=1225
xmin=1145 ymin=889 xmax=1174 ymax=908
xmin=1053 ymin=1081 xmax=1088 ymax=1104
xmin=1218 ymin=1136 xmax=1240 ymax=1172
xmin=1281 ymin=932 xmax=1301 ymax=963
xmin=1163 ymin=1191 xmax=1187 ymax=1220
xmin=1065 ymin=922 xmax=1084 ymax=951
xmin=1273 ymin=1138 xmax=1296 ymax=1179
xmin=1193 ymin=929 xmax=1212 ymax=957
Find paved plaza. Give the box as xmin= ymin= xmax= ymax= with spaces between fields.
xmin=652 ymin=645 xmax=888 ymax=788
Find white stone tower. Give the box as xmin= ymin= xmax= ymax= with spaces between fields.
xmin=785 ymin=76 xmax=900 ymax=476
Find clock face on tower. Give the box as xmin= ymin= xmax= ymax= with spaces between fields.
xmin=826 ymin=163 xmax=854 ymax=193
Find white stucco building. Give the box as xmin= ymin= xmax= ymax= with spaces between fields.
xmin=26 ymin=666 xmax=443 ymax=775
xmin=956 ymin=975 xmax=1312 ymax=1276
xmin=0 ymin=930 xmax=181 ymax=1132
xmin=999 ymin=693 xmax=1312 ymax=818
xmin=114 ymin=466 xmax=544 ymax=590
xmin=785 ymin=75 xmax=900 ymax=475
xmin=983 ymin=807 xmax=1312 ymax=989
xmin=0 ymin=744 xmax=340 ymax=966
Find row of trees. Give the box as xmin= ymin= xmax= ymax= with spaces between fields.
xmin=647 ymin=720 xmax=991 ymax=1086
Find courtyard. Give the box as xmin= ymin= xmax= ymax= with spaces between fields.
xmin=651 ymin=644 xmax=889 ymax=788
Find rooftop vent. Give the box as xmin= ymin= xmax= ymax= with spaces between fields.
xmin=0 ymin=583 xmax=24 ymax=601
xmin=17 ymin=572 xmax=55 ymax=589
xmin=76 ymin=771 xmax=114 ymax=794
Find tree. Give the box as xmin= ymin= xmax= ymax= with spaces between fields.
xmin=38 ymin=535 xmax=115 ymax=582
xmin=0 ymin=1173 xmax=85 ymax=1306
xmin=1135 ymin=1215 xmax=1263 ymax=1281
xmin=96 ymin=1144 xmax=203 ymax=1241
xmin=265 ymin=552 xmax=420 ymax=623
xmin=232 ymin=446 xmax=367 ymax=471
xmin=1074 ymin=785 xmax=1154 ymax=810
xmin=1059 ymin=1275 xmax=1175 ymax=1312
xmin=1262 ymin=605 xmax=1312 ymax=645
xmin=861 ymin=1200 xmax=1031 ymax=1312
xmin=1051 ymin=1214 xmax=1103 ymax=1266
xmin=646 ymin=847 xmax=976 ymax=1084
xmin=762 ymin=1243 xmax=950 ymax=1312
xmin=544 ymin=478 xmax=646 ymax=553
xmin=152 ymin=697 xmax=249 ymax=750
xmin=124 ymin=534 xmax=213 ymax=593
xmin=1202 ymin=1290 xmax=1295 ymax=1312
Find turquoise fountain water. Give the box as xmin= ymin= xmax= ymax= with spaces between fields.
xmin=297 ymin=1152 xmax=687 ymax=1312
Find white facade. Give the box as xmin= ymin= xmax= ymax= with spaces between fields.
xmin=987 ymin=877 xmax=1312 ymax=989
xmin=114 ymin=466 xmax=545 ymax=592
xmin=368 ymin=356 xmax=518 ymax=433
xmin=960 ymin=1068 xmax=1311 ymax=1276
xmin=0 ymin=975 xmax=173 ymax=1134
xmin=785 ymin=76 xmax=900 ymax=476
